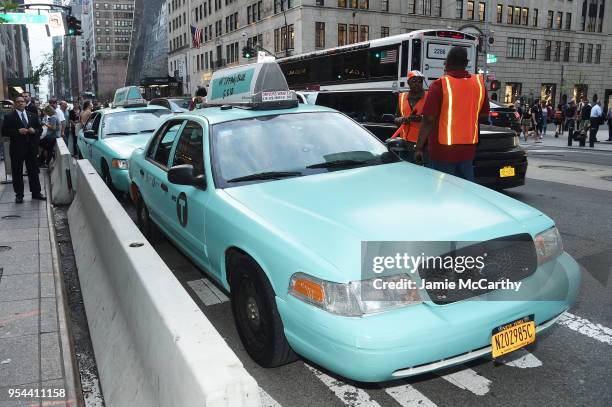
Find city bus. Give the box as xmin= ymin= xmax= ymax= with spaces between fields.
xmin=277 ymin=29 xmax=479 ymax=91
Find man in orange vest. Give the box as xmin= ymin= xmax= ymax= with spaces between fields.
xmin=392 ymin=70 xmax=427 ymax=162
xmin=414 ymin=46 xmax=490 ymax=182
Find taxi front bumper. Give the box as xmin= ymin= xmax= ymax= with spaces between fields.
xmin=277 ymin=252 xmax=580 ymax=382
xmin=109 ymin=167 xmax=131 ymax=193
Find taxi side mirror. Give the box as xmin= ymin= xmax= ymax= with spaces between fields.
xmin=83 ymin=130 xmax=98 ymax=140
xmin=168 ymin=164 xmax=207 ymax=189
xmin=385 ymin=137 xmax=409 ymax=152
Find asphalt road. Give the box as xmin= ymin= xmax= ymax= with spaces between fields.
xmin=121 ymin=156 xmax=612 ymax=407
xmin=525 ymin=145 xmax=612 ymax=167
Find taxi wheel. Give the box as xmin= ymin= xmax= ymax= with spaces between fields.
xmin=230 ymin=255 xmax=297 ymax=368
xmin=136 ymin=197 xmax=159 ymax=243
xmin=101 ymin=161 xmax=116 ymax=194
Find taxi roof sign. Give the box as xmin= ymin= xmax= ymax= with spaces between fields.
xmin=113 ymin=86 xmax=147 ymax=108
xmin=207 ymin=62 xmax=297 ymax=110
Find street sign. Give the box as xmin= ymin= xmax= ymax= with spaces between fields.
xmin=486 ymin=53 xmax=497 ymax=64
xmin=0 ymin=13 xmax=49 ymax=25
xmin=48 ymin=12 xmax=65 ymax=36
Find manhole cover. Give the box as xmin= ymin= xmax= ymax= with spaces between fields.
xmin=538 ymin=165 xmax=586 ymax=172
xmin=601 ymin=176 xmax=612 ymax=182
xmin=1 ymin=215 xmax=21 ymax=220
xmin=0 ymin=246 xmax=11 ymax=252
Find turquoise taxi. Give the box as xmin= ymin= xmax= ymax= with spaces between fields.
xmin=128 ymin=62 xmax=581 ymax=382
xmin=77 ymin=86 xmax=172 ymax=194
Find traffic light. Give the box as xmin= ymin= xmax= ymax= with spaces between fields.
xmin=490 ymin=80 xmax=501 ymax=92
xmin=66 ymin=16 xmax=82 ymax=36
xmin=242 ymin=44 xmax=255 ymax=59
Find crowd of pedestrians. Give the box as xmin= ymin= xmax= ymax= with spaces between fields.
xmin=513 ymin=93 xmax=609 ymax=147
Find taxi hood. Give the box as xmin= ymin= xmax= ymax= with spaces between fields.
xmin=103 ymin=133 xmax=153 ymax=159
xmin=223 ymin=163 xmax=547 ymax=282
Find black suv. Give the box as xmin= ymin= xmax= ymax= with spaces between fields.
xmin=300 ymin=89 xmax=526 ymax=189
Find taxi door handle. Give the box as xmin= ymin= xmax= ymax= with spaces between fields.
xmin=139 ymin=169 xmax=144 ymax=176
xmin=160 ymin=183 xmax=168 ymax=192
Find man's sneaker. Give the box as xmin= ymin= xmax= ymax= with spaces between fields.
xmin=15 ymin=196 xmax=24 ymax=204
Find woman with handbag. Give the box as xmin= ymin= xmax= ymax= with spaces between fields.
xmin=39 ymin=105 xmax=59 ymax=168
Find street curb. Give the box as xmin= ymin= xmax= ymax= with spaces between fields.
xmin=523 ymin=143 xmax=612 ymax=153
xmin=44 ymin=171 xmax=84 ymax=407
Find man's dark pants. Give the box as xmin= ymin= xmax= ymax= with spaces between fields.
xmin=589 ymin=118 xmax=600 ymax=147
xmin=10 ymin=148 xmax=41 ymax=198
xmin=429 ymin=160 xmax=475 ymax=182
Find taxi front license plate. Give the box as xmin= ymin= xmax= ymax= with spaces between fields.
xmin=491 ymin=315 xmax=535 ymax=358
xmin=499 ymin=166 xmax=516 ymax=178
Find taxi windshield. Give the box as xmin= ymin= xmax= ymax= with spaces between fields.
xmin=211 ymin=112 xmax=397 ymax=187
xmin=103 ymin=109 xmax=170 ymax=138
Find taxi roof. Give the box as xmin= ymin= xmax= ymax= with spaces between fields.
xmin=176 ymin=103 xmax=337 ymax=126
xmin=97 ymin=105 xmax=170 ymax=115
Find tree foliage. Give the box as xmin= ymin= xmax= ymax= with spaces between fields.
xmin=0 ymin=2 xmax=19 ymax=23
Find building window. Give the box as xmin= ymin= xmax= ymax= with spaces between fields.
xmin=554 ymin=41 xmax=561 ymax=61
xmin=456 ymin=0 xmax=464 ymax=19
xmin=338 ymin=0 xmax=347 ymax=7
xmin=544 ymin=40 xmax=551 ymax=61
xmin=315 ymin=22 xmax=325 ymax=48
xmin=316 ymin=0 xmax=324 ymax=5
xmin=566 ymin=12 xmax=572 ymax=30
xmin=506 ymin=5 xmax=513 ymax=24
xmin=563 ymin=42 xmax=570 ymax=62
xmin=478 ymin=2 xmax=485 ymax=21
xmin=381 ymin=26 xmax=389 ymax=38
xmin=408 ymin=0 xmax=416 ymax=14
xmin=556 ymin=12 xmax=563 ymax=29
xmin=540 ymin=84 xmax=556 ymax=106
xmin=530 ymin=39 xmax=537 ymax=59
xmin=338 ymin=23 xmax=347 ymax=46
xmin=467 ymin=1 xmax=474 ymax=19
xmin=533 ymin=8 xmax=538 ymax=26
xmin=547 ymin=10 xmax=553 ymax=28
xmin=359 ymin=25 xmax=369 ymax=41
xmin=381 ymin=0 xmax=388 ymax=11
xmin=577 ymin=43 xmax=584 ymax=62
xmin=595 ymin=44 xmax=601 ymax=64
xmin=506 ymin=37 xmax=525 ymax=59
xmin=513 ymin=7 xmax=520 ymax=25
xmin=349 ymin=24 xmax=358 ymax=44
xmin=521 ymin=8 xmax=528 ymax=25
xmin=586 ymin=43 xmax=593 ymax=63
xmin=359 ymin=0 xmax=369 ymax=10
xmin=496 ymin=4 xmax=502 ymax=23
xmin=504 ymin=83 xmax=522 ymax=104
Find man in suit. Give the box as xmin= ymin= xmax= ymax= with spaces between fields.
xmin=1 ymin=96 xmax=46 ymax=203
xmin=22 ymin=92 xmax=38 ymax=115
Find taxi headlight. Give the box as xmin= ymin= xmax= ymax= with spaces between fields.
xmin=534 ymin=227 xmax=563 ymax=265
xmin=111 ymin=159 xmax=129 ymax=170
xmin=289 ymin=272 xmax=421 ymax=317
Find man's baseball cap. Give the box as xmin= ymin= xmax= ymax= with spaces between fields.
xmin=407 ymin=70 xmax=424 ymax=79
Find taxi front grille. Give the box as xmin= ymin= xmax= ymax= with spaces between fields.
xmin=417 ymin=233 xmax=537 ymax=305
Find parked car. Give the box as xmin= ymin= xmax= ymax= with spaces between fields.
xmin=299 ymin=89 xmax=527 ymax=189
xmin=129 ymin=62 xmax=579 ymax=383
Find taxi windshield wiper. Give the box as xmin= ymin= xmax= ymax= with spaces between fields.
xmin=138 ymin=129 xmax=157 ymax=133
xmin=105 ymin=131 xmax=136 ymax=136
xmin=227 ymin=171 xmax=303 ymax=183
xmin=306 ymin=158 xmax=378 ymax=169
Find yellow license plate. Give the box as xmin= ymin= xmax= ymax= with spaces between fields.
xmin=491 ymin=315 xmax=536 ymax=358
xmin=499 ymin=166 xmax=516 ymax=178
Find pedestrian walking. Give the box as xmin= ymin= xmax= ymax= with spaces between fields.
xmin=554 ymin=104 xmax=564 ymax=137
xmin=59 ymin=101 xmax=70 ymax=146
xmin=69 ymin=104 xmax=80 ymax=156
xmin=414 ymin=46 xmax=490 ymax=181
xmin=530 ymin=100 xmax=543 ymax=142
xmin=540 ymin=99 xmax=550 ymax=136
xmin=39 ymin=105 xmax=59 ymax=167
xmin=578 ymin=96 xmax=592 ymax=133
xmin=391 ymin=70 xmax=428 ymax=163
xmin=589 ymin=100 xmax=603 ymax=147
xmin=1 ymin=96 xmax=46 ymax=203
xmin=607 ymin=106 xmax=612 ymax=141
xmin=566 ymin=100 xmax=577 ymax=145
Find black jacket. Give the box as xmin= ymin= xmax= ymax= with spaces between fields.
xmin=1 ymin=109 xmax=43 ymax=158
xmin=25 ymin=102 xmax=38 ymax=115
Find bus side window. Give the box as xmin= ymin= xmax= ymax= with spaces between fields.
xmin=401 ymin=41 xmax=410 ymax=78
xmin=411 ymin=39 xmax=422 ymax=72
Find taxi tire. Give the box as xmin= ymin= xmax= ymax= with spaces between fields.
xmin=136 ymin=197 xmax=160 ymax=244
xmin=230 ymin=255 xmax=297 ymax=368
xmin=101 ymin=161 xmax=116 ymax=194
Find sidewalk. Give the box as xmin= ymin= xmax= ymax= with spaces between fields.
xmin=520 ymin=124 xmax=612 ymax=152
xmin=0 ymin=162 xmax=78 ymax=407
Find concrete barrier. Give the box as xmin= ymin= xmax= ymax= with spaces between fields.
xmin=50 ymin=138 xmax=74 ymax=204
xmin=67 ymin=160 xmax=259 ymax=407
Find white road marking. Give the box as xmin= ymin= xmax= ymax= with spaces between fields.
xmin=260 ymin=388 xmax=282 ymax=407
xmin=186 ymin=278 xmax=229 ymax=306
xmin=557 ymin=312 xmax=612 ymax=345
xmin=496 ymin=349 xmax=543 ymax=369
xmin=385 ymin=383 xmax=438 ymax=407
xmin=305 ymin=365 xmax=381 ymax=407
xmin=439 ymin=368 xmax=491 ymax=396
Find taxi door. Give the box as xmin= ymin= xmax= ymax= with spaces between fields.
xmin=141 ymin=120 xmax=185 ymax=231
xmin=164 ymin=120 xmax=209 ymax=262
xmin=78 ymin=113 xmax=101 ymax=161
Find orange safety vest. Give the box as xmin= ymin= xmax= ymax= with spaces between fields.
xmin=391 ymin=91 xmax=427 ymax=142
xmin=438 ymin=74 xmax=485 ymax=145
